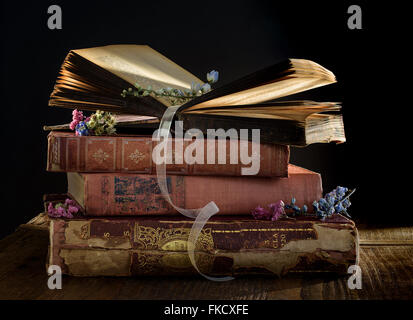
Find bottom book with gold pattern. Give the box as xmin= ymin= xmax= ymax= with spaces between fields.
xmin=46 ymin=194 xmax=358 ymax=277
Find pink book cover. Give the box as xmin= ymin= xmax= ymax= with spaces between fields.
xmin=68 ymin=164 xmax=322 ymax=216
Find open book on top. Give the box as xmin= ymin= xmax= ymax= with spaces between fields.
xmin=48 ymin=44 xmax=345 ymax=146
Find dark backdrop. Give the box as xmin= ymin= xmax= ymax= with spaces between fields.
xmin=0 ymin=1 xmax=405 ymax=238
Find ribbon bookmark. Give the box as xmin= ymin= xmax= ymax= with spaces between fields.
xmin=155 ymin=105 xmax=234 ymax=281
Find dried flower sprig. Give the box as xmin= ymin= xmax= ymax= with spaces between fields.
xmin=47 ymin=198 xmax=81 ymax=219
xmin=251 ymin=186 xmax=355 ymax=221
xmin=121 ymin=70 xmax=219 ymax=105
xmin=313 ymin=186 xmax=356 ymax=220
xmin=86 ymin=110 xmax=116 ymax=136
xmin=70 ymin=109 xmax=90 ymax=136
xmin=251 ymin=200 xmax=288 ymax=221
xmin=285 ymin=197 xmax=308 ymax=217
xmin=69 ymin=109 xmax=116 ymax=136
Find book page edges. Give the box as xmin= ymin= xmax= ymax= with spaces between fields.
xmin=186 ymin=77 xmax=335 ymax=111
xmin=67 ymin=172 xmax=85 ymax=207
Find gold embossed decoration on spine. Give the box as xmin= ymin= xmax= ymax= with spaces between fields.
xmin=134 ymin=224 xmax=214 ymax=252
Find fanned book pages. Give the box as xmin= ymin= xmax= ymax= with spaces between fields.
xmin=49 ymin=45 xmax=345 ymax=146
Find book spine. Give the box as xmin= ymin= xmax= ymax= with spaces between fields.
xmin=78 ymin=168 xmax=322 ymax=216
xmin=47 ymin=132 xmax=289 ymax=177
xmin=48 ymin=217 xmax=358 ymax=276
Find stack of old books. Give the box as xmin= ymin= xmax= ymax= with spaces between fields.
xmin=44 ymin=45 xmax=358 ymax=277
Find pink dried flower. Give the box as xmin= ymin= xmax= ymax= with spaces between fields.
xmin=70 ymin=109 xmax=88 ymax=132
xmin=69 ymin=120 xmax=78 ymax=130
xmin=72 ymin=109 xmax=84 ymax=122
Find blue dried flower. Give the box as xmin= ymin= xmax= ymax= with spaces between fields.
xmin=335 ymin=202 xmax=345 ymax=213
xmin=251 ymin=186 xmax=355 ymax=221
xmin=327 ymin=206 xmax=335 ymax=216
xmin=75 ymin=121 xmax=89 ymax=136
xmin=207 ymin=70 xmax=219 ymax=83
xmin=318 ymin=198 xmax=328 ymax=210
xmin=336 ymin=186 xmax=348 ymax=197
xmin=201 ymin=83 xmax=212 ymax=93
xmin=342 ymin=199 xmax=351 ymax=208
xmin=316 ymin=208 xmax=327 ymax=220
xmin=123 ymin=69 xmax=219 ymax=105
xmin=191 ymin=82 xmax=201 ymax=93
xmin=325 ymin=193 xmax=336 ymax=206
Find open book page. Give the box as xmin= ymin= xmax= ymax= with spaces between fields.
xmin=185 ymin=77 xmax=333 ymax=110
xmin=184 ymin=59 xmax=336 ymax=111
xmin=73 ymin=45 xmax=204 ymax=106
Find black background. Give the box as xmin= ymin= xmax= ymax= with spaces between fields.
xmin=0 ymin=1 xmax=405 ymax=239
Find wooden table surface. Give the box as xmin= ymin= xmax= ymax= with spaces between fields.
xmin=1 ymin=215 xmax=413 ymax=300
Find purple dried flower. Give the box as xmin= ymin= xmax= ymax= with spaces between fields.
xmin=65 ymin=198 xmax=76 ymax=206
xmin=56 ymin=206 xmax=66 ymax=216
xmin=251 ymin=206 xmax=272 ymax=220
xmin=62 ymin=210 xmax=74 ymax=219
xmin=47 ymin=198 xmax=80 ymax=219
xmin=252 ymin=200 xmax=285 ymax=221
xmin=47 ymin=202 xmax=55 ymax=212
xmin=268 ymin=200 xmax=285 ymax=221
xmin=67 ymin=205 xmax=79 ymax=215
xmin=47 ymin=203 xmax=59 ymax=217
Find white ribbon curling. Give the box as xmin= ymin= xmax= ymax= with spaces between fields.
xmin=155 ymin=105 xmax=234 ymax=281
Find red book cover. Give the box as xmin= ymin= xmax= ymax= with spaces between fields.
xmin=67 ymin=164 xmax=322 ymax=216
xmin=47 ymin=131 xmax=289 ymax=177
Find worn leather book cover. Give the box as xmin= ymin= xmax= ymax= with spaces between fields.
xmin=47 ymin=131 xmax=289 ymax=177
xmin=67 ymin=164 xmax=322 ymax=216
xmin=47 ymin=214 xmax=358 ymax=276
